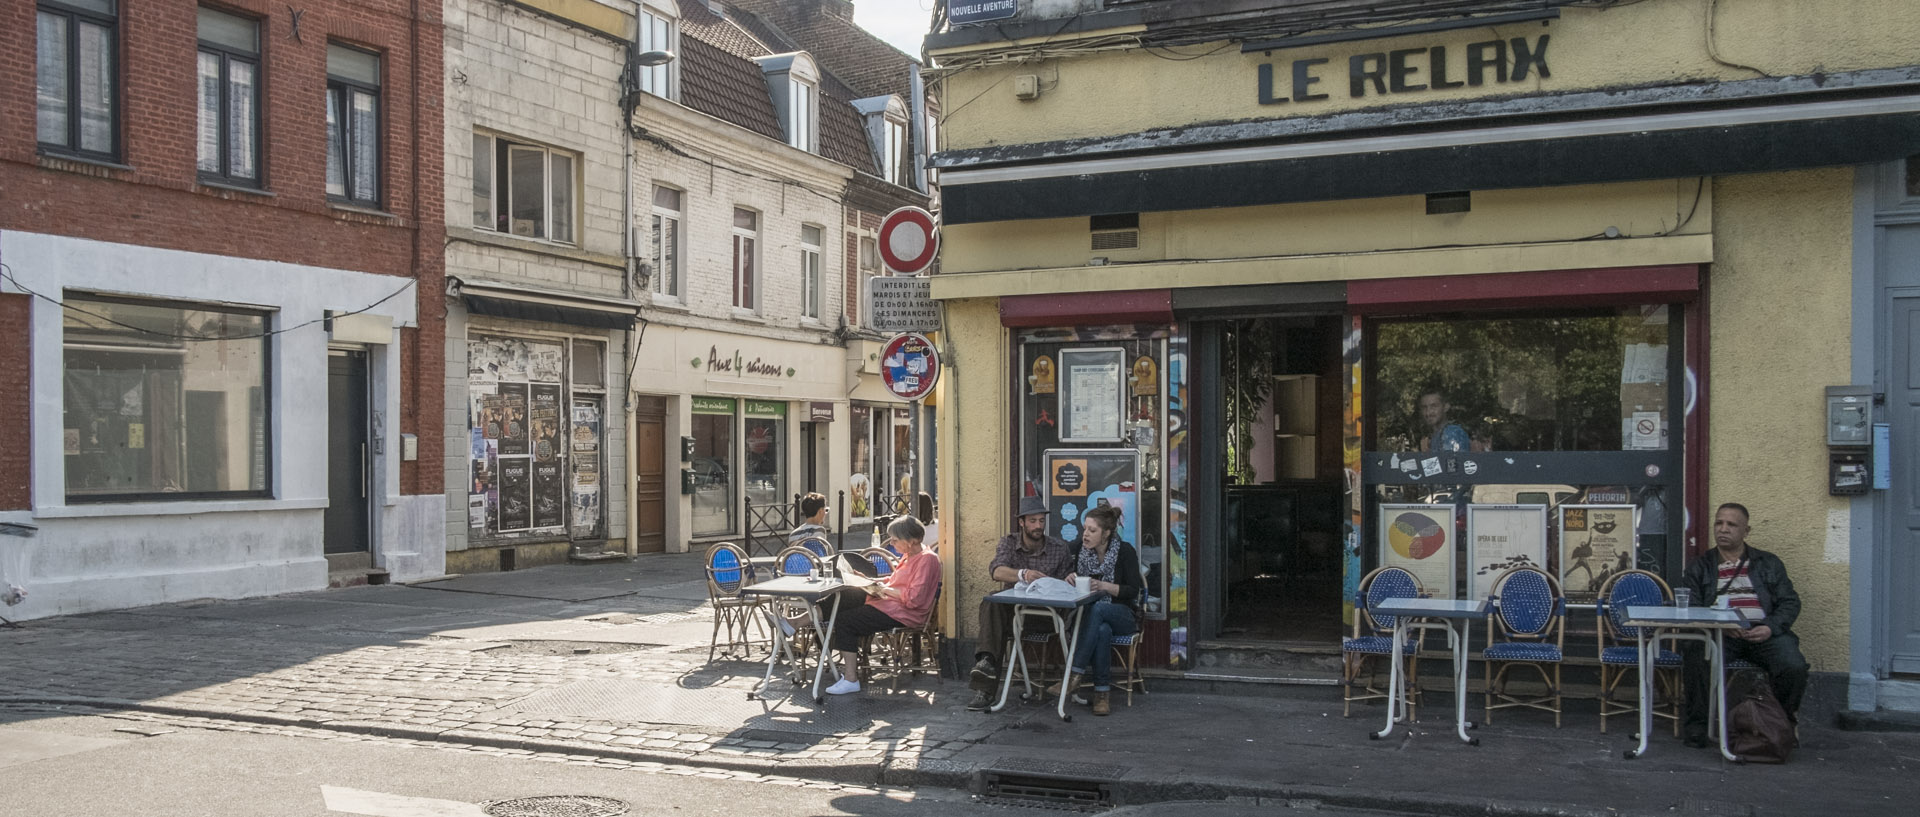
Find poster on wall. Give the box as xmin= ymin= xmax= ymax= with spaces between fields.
xmin=531 ymin=385 xmax=562 ymax=462
xmin=1559 ymin=504 xmax=1637 ymax=601
xmin=1377 ymin=503 xmax=1457 ymax=599
xmin=468 ymin=494 xmax=486 ymax=529
xmin=498 ymin=458 xmax=531 ymax=531
xmin=470 ymin=336 xmax=531 ymax=382
xmin=529 ymin=342 xmax=565 ymax=383
xmin=1042 ymin=448 xmax=1153 ymax=612
xmin=1465 ymin=504 xmax=1549 ymax=601
xmin=533 ymin=458 xmax=564 ymax=530
xmin=571 ymin=402 xmax=601 ymax=453
xmin=499 ymin=384 xmax=529 ymax=457
xmin=1060 ymin=347 xmax=1126 ymax=443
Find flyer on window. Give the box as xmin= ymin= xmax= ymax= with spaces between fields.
xmin=1559 ymin=504 xmax=1636 ymax=601
xmin=1378 ymin=504 xmax=1457 ymax=599
xmin=1465 ymin=504 xmax=1549 ymax=600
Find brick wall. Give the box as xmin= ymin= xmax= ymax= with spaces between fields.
xmin=0 ymin=293 xmax=29 ymax=510
xmin=0 ymin=0 xmax=445 ymax=496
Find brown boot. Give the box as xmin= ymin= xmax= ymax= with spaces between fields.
xmin=1092 ymin=690 xmax=1111 ymax=716
xmin=1046 ymin=673 xmax=1082 ymax=698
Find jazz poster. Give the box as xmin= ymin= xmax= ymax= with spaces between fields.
xmin=1378 ymin=504 xmax=1456 ymax=599
xmin=1465 ymin=504 xmax=1549 ymax=601
xmin=1559 ymin=504 xmax=1636 ymax=601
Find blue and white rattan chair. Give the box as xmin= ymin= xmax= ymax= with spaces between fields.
xmin=703 ymin=542 xmax=766 ymax=661
xmin=1342 ymin=566 xmax=1425 ymax=718
xmin=1596 ymin=569 xmax=1681 ymax=734
xmin=1484 ymin=565 xmax=1567 ymax=727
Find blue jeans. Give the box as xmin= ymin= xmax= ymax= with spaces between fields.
xmin=1070 ymin=599 xmax=1138 ymax=690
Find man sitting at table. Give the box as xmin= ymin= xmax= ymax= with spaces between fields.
xmin=1678 ymin=502 xmax=1808 ymax=748
xmin=968 ymin=495 xmax=1075 ymax=711
xmin=823 ymin=515 xmax=941 ymax=695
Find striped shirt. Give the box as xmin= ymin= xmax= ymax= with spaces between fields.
xmin=1716 ymin=557 xmax=1764 ymax=621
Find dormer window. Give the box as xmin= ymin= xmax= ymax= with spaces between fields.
xmin=638 ymin=0 xmax=678 ymax=101
xmin=756 ymin=52 xmax=819 ymax=153
xmin=853 ymin=95 xmax=909 ymax=186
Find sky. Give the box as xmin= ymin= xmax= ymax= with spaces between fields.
xmin=853 ymin=0 xmax=940 ymax=59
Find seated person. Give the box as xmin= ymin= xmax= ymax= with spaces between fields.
xmin=823 ymin=515 xmax=941 ymax=695
xmin=968 ymin=496 xmax=1074 ymax=711
xmin=788 ymin=492 xmax=832 ymax=554
xmin=1678 ymin=503 xmax=1809 ymax=747
xmin=916 ymin=491 xmax=940 ymax=549
xmin=1052 ymin=504 xmax=1143 ymax=716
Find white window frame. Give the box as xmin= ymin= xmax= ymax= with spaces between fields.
xmin=471 ymin=132 xmax=578 ymax=245
xmin=882 ymin=117 xmax=905 ymax=185
xmin=800 ymin=223 xmax=823 ymax=320
xmin=731 ymin=207 xmax=758 ymax=312
xmin=649 ymin=184 xmax=683 ymax=300
xmin=788 ymin=76 xmax=815 ymax=153
xmin=638 ymin=2 xmax=678 ymax=101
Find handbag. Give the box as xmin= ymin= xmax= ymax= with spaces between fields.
xmin=1725 ymin=669 xmax=1797 ymax=764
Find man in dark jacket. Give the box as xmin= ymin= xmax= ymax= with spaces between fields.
xmin=1679 ymin=503 xmax=1809 ymax=747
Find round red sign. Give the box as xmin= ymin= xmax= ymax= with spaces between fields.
xmin=880 ymin=333 xmax=940 ymax=402
xmin=878 ymin=206 xmax=939 ymax=274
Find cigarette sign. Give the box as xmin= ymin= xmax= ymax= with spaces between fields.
xmin=866 ymin=276 xmax=940 ymax=333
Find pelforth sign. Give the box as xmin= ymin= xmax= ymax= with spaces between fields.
xmin=949 ymin=0 xmax=1018 ymax=26
xmin=866 ymin=276 xmax=940 ymax=333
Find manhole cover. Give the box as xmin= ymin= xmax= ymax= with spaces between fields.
xmin=483 ymin=795 xmax=629 ymax=817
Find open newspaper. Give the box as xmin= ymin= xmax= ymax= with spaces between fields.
xmin=835 ymin=553 xmax=881 ymax=589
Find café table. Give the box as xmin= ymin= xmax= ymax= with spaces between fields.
xmin=985 ymin=587 xmax=1101 ymax=721
xmin=1368 ymin=597 xmax=1491 ymax=745
xmin=1622 ymin=605 xmax=1746 ymax=761
xmin=741 ymin=575 xmax=846 ymax=703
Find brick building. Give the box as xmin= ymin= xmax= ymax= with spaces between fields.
xmin=0 ymin=0 xmax=445 ymax=619
xmin=624 ymin=0 xmax=935 ymax=552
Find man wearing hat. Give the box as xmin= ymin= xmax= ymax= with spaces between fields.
xmin=968 ymin=495 xmax=1076 ymax=711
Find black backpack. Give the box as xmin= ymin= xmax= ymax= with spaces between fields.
xmin=1725 ymin=669 xmax=1797 ymax=764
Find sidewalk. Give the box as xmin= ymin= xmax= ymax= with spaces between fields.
xmin=2 ymin=554 xmax=1913 ymax=816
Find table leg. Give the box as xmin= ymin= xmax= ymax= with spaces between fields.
xmin=1056 ymin=607 xmax=1082 ymax=722
xmin=1373 ymin=623 xmax=1406 ymax=740
xmin=754 ymin=604 xmax=794 ymax=699
xmin=1452 ymin=620 xmax=1477 ymax=745
xmin=808 ymin=593 xmax=843 ymax=704
xmin=1626 ymin=627 xmax=1652 ymax=758
xmin=1713 ymin=630 xmax=1738 ymax=762
xmin=990 ymin=607 xmax=1023 ymax=713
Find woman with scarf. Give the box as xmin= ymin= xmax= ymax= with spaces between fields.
xmin=1056 ymin=503 xmax=1143 ymax=715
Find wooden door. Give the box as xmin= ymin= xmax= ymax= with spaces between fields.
xmin=634 ymin=396 xmax=668 ymax=554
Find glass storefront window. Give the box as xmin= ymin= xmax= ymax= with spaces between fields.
xmin=849 ymin=403 xmax=874 ymax=519
xmin=744 ymin=400 xmax=785 ymax=509
xmin=63 ymin=294 xmax=269 ymax=500
xmin=1371 ymin=307 xmax=1674 ymax=453
xmin=691 ymin=396 xmax=735 ymax=536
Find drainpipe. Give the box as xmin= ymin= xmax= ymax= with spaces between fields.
xmin=909 ymin=64 xmax=928 ymax=194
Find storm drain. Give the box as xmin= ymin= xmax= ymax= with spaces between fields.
xmin=980 ymin=758 xmax=1126 ymax=809
xmin=482 ymin=795 xmax=629 ymax=817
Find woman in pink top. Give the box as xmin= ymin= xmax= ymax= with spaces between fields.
xmin=824 ymin=515 xmax=941 ymax=695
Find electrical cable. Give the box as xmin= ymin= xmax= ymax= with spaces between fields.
xmin=0 ymin=262 xmax=416 ymax=342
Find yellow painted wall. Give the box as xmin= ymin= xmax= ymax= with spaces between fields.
xmin=939 ymin=297 xmax=1011 ymax=640
xmin=932 ymin=0 xmax=1920 ymax=150
xmin=1707 ymin=167 xmax=1856 ymax=672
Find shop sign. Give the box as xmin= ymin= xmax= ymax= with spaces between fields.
xmin=695 ymin=346 xmax=796 ymax=378
xmin=1257 ymin=35 xmax=1550 ymax=105
xmin=881 ymin=333 xmax=940 ymax=402
xmin=948 ymin=0 xmax=1017 ymax=27
xmin=692 ymin=396 xmax=736 ymax=415
xmin=867 ymin=276 xmax=941 ymax=333
xmin=744 ymin=399 xmax=787 ymax=418
xmin=810 ymin=401 xmax=835 ymax=422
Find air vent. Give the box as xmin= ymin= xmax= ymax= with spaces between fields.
xmin=1426 ymin=191 xmax=1471 ymax=214
xmin=1090 ymin=212 xmax=1139 ymax=251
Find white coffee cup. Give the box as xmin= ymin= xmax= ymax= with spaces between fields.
xmin=1075 ymin=576 xmax=1092 ymax=594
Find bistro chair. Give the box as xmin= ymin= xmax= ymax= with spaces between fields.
xmin=1484 ymin=565 xmax=1567 ymax=727
xmin=860 ymin=547 xmax=898 ymax=578
xmin=795 ymin=536 xmax=833 ymax=560
xmin=703 ymin=542 xmax=766 ymax=661
xmin=861 ymin=584 xmax=943 ymax=692
xmin=773 ymin=545 xmax=825 ymax=578
xmin=1342 ymin=566 xmax=1426 ymax=718
xmin=1596 ymin=569 xmax=1682 ymax=735
xmin=1107 ymin=605 xmax=1148 ymax=706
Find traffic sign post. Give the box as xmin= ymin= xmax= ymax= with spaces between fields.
xmin=880 ymin=333 xmax=939 ymax=402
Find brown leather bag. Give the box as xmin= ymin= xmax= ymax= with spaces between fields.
xmin=1725 ymin=669 xmax=1797 ymax=764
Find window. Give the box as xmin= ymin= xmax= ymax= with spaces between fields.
xmin=197 ymin=7 xmax=262 ymax=186
xmin=471 ymin=133 xmax=577 ymax=244
xmin=691 ymin=397 xmax=736 ymax=536
xmin=638 ymin=6 xmax=676 ymax=100
xmin=881 ymin=118 xmax=905 ymax=185
xmin=649 ymin=185 xmax=683 ymax=299
xmin=800 ymin=224 xmax=823 ymax=319
xmin=732 ymin=208 xmax=758 ymax=310
xmin=787 ymin=77 xmax=815 ymax=152
xmin=63 ymin=294 xmax=270 ymax=501
xmin=744 ymin=401 xmax=786 ymax=509
xmin=326 ymin=44 xmax=381 ymax=206
xmin=36 ymin=0 xmax=117 ymax=159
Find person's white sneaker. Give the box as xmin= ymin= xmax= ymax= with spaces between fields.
xmin=825 ymin=678 xmax=861 ymax=695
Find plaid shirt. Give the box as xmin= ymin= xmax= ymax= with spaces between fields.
xmin=989 ymin=532 xmax=1075 ymax=586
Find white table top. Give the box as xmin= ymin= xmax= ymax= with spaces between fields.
xmin=985 ymin=588 xmax=1101 ymax=609
xmin=1622 ymin=605 xmax=1749 ymax=629
xmin=1373 ymin=598 xmax=1491 ymax=619
xmin=742 ymin=576 xmax=845 ymax=598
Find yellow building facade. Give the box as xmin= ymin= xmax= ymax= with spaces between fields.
xmin=926 ymin=0 xmax=1920 ymax=715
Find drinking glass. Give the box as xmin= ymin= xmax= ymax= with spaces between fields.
xmin=1674 ymin=588 xmax=1691 ymax=609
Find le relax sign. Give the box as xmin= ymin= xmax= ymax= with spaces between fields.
xmin=1256 ymin=34 xmax=1551 ymax=105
